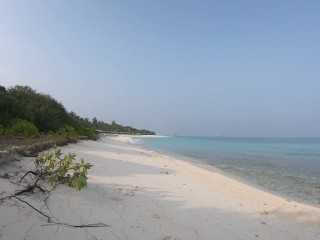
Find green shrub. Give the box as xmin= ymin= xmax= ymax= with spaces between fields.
xmin=57 ymin=125 xmax=78 ymax=141
xmin=77 ymin=127 xmax=99 ymax=140
xmin=6 ymin=119 xmax=39 ymax=137
xmin=35 ymin=146 xmax=92 ymax=190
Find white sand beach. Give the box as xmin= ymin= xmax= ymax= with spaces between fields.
xmin=0 ymin=135 xmax=319 ymax=240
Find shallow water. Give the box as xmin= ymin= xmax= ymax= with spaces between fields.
xmin=137 ymin=136 xmax=320 ymax=206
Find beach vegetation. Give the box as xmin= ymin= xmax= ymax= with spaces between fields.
xmin=77 ymin=127 xmax=100 ymax=141
xmin=35 ymin=146 xmax=92 ymax=190
xmin=0 ymin=84 xmax=155 ymax=144
xmin=6 ymin=85 xmax=67 ymax=132
xmin=57 ymin=125 xmax=78 ymax=141
xmin=6 ymin=119 xmax=39 ymax=138
xmin=92 ymin=119 xmax=156 ymax=135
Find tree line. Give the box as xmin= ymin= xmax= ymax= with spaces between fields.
xmin=0 ymin=85 xmax=155 ymax=140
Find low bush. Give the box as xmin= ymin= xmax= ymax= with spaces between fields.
xmin=6 ymin=119 xmax=39 ymax=137
xmin=77 ymin=127 xmax=99 ymax=140
xmin=57 ymin=125 xmax=78 ymax=141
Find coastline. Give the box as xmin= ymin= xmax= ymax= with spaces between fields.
xmin=0 ymin=135 xmax=319 ymax=240
xmin=137 ymin=135 xmax=320 ymax=208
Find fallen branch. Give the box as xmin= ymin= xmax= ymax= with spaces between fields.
xmin=12 ymin=196 xmax=51 ymax=223
xmin=11 ymin=196 xmax=109 ymax=228
xmin=19 ymin=170 xmax=39 ymax=183
xmin=42 ymin=222 xmax=110 ymax=228
xmin=0 ymin=146 xmax=110 ymax=229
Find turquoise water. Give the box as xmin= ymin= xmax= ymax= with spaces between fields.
xmin=138 ymin=137 xmax=320 ymax=206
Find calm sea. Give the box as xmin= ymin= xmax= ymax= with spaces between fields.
xmin=137 ymin=136 xmax=320 ymax=206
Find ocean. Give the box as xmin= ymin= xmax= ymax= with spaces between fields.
xmin=137 ymin=136 xmax=320 ymax=206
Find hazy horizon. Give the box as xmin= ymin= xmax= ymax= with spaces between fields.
xmin=1 ymin=1 xmax=320 ymax=138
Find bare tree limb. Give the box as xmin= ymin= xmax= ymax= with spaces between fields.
xmin=12 ymin=196 xmax=51 ymax=223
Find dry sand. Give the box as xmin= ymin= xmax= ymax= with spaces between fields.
xmin=0 ymin=135 xmax=319 ymax=240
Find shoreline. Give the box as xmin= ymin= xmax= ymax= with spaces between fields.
xmin=126 ymin=135 xmax=320 ymax=208
xmin=0 ymin=135 xmax=319 ymax=239
xmin=135 ymin=135 xmax=320 ymax=208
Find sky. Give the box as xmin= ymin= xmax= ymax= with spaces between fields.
xmin=1 ymin=0 xmax=320 ymax=137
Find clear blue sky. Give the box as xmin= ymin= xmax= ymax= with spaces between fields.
xmin=1 ymin=0 xmax=320 ymax=137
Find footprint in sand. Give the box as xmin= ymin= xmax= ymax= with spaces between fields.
xmin=151 ymin=213 xmax=161 ymax=219
xmin=117 ymin=186 xmax=138 ymax=196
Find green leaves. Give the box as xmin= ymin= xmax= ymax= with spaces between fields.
xmin=35 ymin=145 xmax=92 ymax=191
xmin=57 ymin=125 xmax=78 ymax=141
xmin=70 ymin=172 xmax=87 ymax=191
xmin=48 ymin=173 xmax=58 ymax=186
xmin=6 ymin=119 xmax=39 ymax=137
